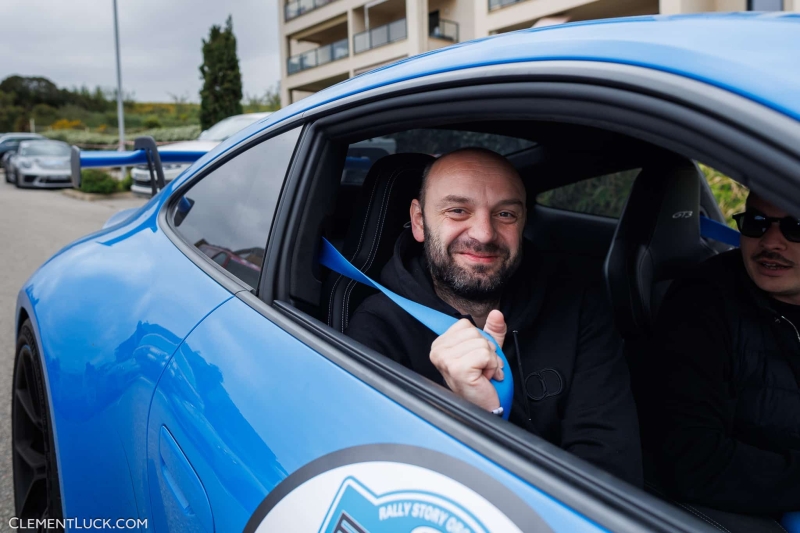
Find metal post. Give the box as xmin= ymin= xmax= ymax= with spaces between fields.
xmin=113 ymin=0 xmax=126 ymax=179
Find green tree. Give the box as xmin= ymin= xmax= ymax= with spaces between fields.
xmin=0 ymin=90 xmax=24 ymax=131
xmin=199 ymin=15 xmax=243 ymax=130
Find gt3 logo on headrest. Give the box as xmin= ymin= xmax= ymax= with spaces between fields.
xmin=672 ymin=211 xmax=694 ymax=219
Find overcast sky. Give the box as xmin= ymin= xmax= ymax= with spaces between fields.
xmin=0 ymin=0 xmax=281 ymax=103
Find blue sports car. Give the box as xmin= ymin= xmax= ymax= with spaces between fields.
xmin=13 ymin=13 xmax=800 ymax=533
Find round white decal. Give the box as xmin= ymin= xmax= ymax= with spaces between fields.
xmin=244 ymin=445 xmax=553 ymax=533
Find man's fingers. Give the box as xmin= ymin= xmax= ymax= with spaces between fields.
xmin=433 ymin=321 xmax=484 ymax=350
xmin=492 ymin=354 xmax=504 ymax=381
xmin=431 ymin=338 xmax=493 ymax=367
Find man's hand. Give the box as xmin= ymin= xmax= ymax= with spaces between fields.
xmin=429 ymin=310 xmax=507 ymax=411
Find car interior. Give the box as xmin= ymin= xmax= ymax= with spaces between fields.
xmin=266 ymin=115 xmax=768 ymax=528
xmin=283 ymin=120 xmax=730 ymax=346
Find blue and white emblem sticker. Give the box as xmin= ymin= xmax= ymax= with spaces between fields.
xmin=244 ymin=445 xmax=553 ymax=533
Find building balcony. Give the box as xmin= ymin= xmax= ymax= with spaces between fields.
xmin=287 ymin=38 xmax=349 ymax=75
xmin=429 ymin=18 xmax=458 ymax=42
xmin=353 ymin=19 xmax=407 ymax=54
xmin=285 ymin=0 xmax=339 ymax=21
xmin=488 ymin=0 xmax=527 ymax=11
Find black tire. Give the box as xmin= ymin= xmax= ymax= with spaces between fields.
xmin=13 ymin=320 xmax=64 ymax=531
xmin=14 ymin=171 xmax=24 ymax=189
xmin=4 ymin=168 xmax=10 ymax=183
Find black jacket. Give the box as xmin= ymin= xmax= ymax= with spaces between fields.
xmin=346 ymin=229 xmax=643 ymax=486
xmin=650 ymin=250 xmax=800 ymax=514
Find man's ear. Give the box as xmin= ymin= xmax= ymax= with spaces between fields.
xmin=410 ymin=199 xmax=425 ymax=243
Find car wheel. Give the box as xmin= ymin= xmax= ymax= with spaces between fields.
xmin=4 ymin=168 xmax=10 ymax=183
xmin=12 ymin=320 xmax=64 ymax=530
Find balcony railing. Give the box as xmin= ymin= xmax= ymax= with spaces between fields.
xmin=488 ymin=0 xmax=527 ymax=10
xmin=353 ymin=19 xmax=407 ymax=54
xmin=287 ymin=38 xmax=349 ymax=75
xmin=285 ymin=0 xmax=335 ymax=21
xmin=429 ymin=19 xmax=458 ymax=42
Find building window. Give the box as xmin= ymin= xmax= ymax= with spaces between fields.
xmin=748 ymin=0 xmax=783 ymax=10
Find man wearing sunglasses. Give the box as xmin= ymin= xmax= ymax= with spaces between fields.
xmin=650 ymin=191 xmax=800 ymax=519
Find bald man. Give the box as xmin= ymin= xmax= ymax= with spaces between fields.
xmin=649 ymin=191 xmax=800 ymax=515
xmin=346 ymin=148 xmax=642 ymax=486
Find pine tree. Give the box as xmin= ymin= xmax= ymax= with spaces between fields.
xmin=199 ymin=16 xmax=243 ymax=130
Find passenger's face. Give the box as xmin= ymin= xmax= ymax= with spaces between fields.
xmin=740 ymin=194 xmax=800 ymax=305
xmin=410 ymin=152 xmax=526 ymax=301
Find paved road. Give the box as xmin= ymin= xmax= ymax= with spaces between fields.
xmin=0 ymin=174 xmax=145 ymax=527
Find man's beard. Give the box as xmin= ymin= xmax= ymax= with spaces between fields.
xmin=424 ymin=227 xmax=522 ymax=303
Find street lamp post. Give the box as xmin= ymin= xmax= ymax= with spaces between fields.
xmin=112 ymin=0 xmax=126 ymax=178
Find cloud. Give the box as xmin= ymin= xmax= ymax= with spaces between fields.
xmin=0 ymin=0 xmax=280 ymax=102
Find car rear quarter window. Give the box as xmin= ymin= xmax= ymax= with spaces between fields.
xmin=172 ymin=127 xmax=301 ymax=288
xmin=698 ymin=163 xmax=748 ymax=228
xmin=536 ymin=169 xmax=640 ymax=218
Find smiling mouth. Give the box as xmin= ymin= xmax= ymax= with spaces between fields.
xmin=758 ymin=260 xmax=791 ymax=271
xmin=460 ymin=252 xmax=498 ymax=262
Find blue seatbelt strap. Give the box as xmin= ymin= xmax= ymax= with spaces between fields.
xmin=700 ymin=215 xmax=740 ymax=247
xmin=319 ymin=237 xmax=513 ymax=420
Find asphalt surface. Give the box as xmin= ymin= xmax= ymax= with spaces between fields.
xmin=0 ymin=173 xmax=145 ymax=528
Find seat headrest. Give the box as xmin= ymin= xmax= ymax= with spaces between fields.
xmin=326 ymin=152 xmax=435 ymax=331
xmin=604 ymin=157 xmax=714 ymax=339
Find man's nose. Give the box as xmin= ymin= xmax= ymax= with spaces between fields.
xmin=760 ymin=221 xmax=787 ymax=250
xmin=468 ymin=211 xmax=497 ymax=243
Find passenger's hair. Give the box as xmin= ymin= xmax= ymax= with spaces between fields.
xmin=417 ymin=147 xmax=517 ymax=209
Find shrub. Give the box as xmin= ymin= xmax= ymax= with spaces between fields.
xmin=143 ymin=115 xmax=162 ymax=129
xmin=80 ymin=169 xmax=118 ymax=194
xmin=119 ymin=173 xmax=133 ymax=192
xmin=52 ymin=118 xmax=83 ymax=130
xmin=699 ymin=164 xmax=749 ymax=228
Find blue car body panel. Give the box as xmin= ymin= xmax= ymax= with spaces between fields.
xmin=14 ymin=13 xmax=800 ymax=532
xmin=147 ymin=297 xmax=604 ymax=532
xmin=17 ymin=202 xmax=234 ymax=521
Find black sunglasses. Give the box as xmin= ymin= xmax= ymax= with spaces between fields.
xmin=732 ymin=210 xmax=800 ymax=243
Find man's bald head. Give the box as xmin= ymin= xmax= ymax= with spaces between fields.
xmin=418 ymin=148 xmax=523 ymax=210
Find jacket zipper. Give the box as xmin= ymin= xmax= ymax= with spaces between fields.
xmin=778 ymin=315 xmax=800 ymax=344
xmin=512 ymin=330 xmax=532 ymax=423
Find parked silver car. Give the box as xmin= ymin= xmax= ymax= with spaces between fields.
xmin=9 ymin=140 xmax=72 ymax=188
xmin=130 ymin=112 xmax=271 ymax=196
xmin=1 ymin=133 xmax=44 ymax=181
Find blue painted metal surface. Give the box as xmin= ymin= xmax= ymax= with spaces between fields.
xmin=148 ymin=297 xmax=604 ymax=532
xmin=17 ymin=200 xmax=233 ymax=523
xmin=14 ymin=13 xmax=800 ymax=532
xmin=79 ymin=149 xmax=207 ymax=168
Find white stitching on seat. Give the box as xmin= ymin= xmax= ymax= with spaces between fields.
xmin=342 ymin=167 xmax=403 ymax=330
xmin=676 ymin=503 xmax=731 ymax=533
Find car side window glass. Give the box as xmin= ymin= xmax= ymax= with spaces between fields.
xmin=699 ymin=163 xmax=748 ymax=228
xmin=536 ymin=169 xmax=640 ymax=218
xmin=172 ymin=127 xmax=302 ymax=288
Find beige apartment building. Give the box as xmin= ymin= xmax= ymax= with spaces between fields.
xmin=279 ymin=0 xmax=798 ymax=106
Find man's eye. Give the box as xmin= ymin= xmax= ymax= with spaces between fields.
xmin=448 ymin=209 xmax=467 ymax=215
xmin=497 ymin=211 xmax=516 ymax=218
